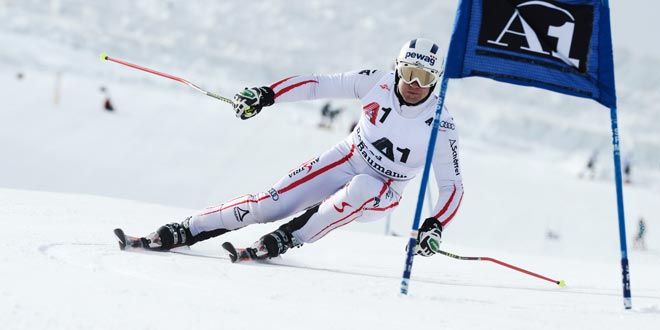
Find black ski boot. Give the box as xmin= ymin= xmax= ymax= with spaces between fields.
xmin=147 ymin=216 xmax=231 ymax=250
xmin=222 ymin=205 xmax=319 ymax=261
xmin=247 ymin=205 xmax=321 ymax=258
xmin=250 ymin=227 xmax=303 ymax=259
xmin=138 ymin=217 xmax=193 ymax=250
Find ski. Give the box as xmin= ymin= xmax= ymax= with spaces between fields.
xmin=114 ymin=228 xmax=263 ymax=263
xmin=114 ymin=234 xmax=523 ymax=289
xmin=113 ymin=228 xmax=151 ymax=250
xmin=221 ymin=241 xmax=260 ymax=263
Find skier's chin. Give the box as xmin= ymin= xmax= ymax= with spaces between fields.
xmin=402 ymin=91 xmax=426 ymax=104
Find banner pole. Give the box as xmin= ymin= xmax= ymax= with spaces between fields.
xmin=609 ymin=106 xmax=632 ymax=309
xmin=400 ymin=76 xmax=450 ymax=295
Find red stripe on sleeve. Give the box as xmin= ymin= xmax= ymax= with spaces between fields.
xmin=433 ymin=184 xmax=457 ymax=219
xmin=274 ymin=80 xmax=318 ymax=99
xmin=440 ymin=191 xmax=463 ymax=227
xmin=270 ymin=76 xmax=298 ymax=90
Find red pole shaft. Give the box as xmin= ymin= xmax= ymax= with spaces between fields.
xmin=101 ymin=53 xmax=234 ymax=105
xmin=103 ymin=54 xmax=193 ymax=87
xmin=481 ymin=257 xmax=559 ymax=284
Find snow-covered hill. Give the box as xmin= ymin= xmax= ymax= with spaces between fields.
xmin=2 ymin=0 xmax=659 ymax=172
xmin=2 ymin=188 xmax=659 ymax=330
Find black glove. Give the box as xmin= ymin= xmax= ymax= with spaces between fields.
xmin=415 ymin=217 xmax=443 ymax=257
xmin=233 ymin=86 xmax=275 ymax=120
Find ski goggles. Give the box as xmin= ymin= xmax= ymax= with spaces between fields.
xmin=396 ymin=62 xmax=439 ymax=88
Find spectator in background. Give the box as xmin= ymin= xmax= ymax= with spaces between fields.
xmin=104 ymin=98 xmax=115 ymax=112
xmin=318 ymin=101 xmax=342 ymax=129
xmin=100 ymin=86 xmax=115 ymax=112
xmin=623 ymin=155 xmax=632 ymax=184
xmin=633 ymin=217 xmax=647 ymax=250
xmin=579 ymin=149 xmax=599 ymax=180
xmin=349 ymin=120 xmax=358 ymax=133
xmin=545 ymin=229 xmax=560 ymax=240
xmin=17 ymin=72 xmax=24 ymax=80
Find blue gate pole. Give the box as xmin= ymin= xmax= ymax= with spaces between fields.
xmin=400 ymin=76 xmax=450 ymax=295
xmin=610 ymin=106 xmax=632 ymax=309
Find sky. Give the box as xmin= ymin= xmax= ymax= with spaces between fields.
xmin=610 ymin=0 xmax=660 ymax=58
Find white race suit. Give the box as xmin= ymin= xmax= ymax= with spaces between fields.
xmin=189 ymin=70 xmax=464 ymax=243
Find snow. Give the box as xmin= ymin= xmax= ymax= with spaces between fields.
xmin=3 ymin=187 xmax=659 ymax=330
xmin=1 ymin=1 xmax=660 ymax=329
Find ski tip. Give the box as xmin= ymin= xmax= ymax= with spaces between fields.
xmin=99 ymin=51 xmax=108 ymax=62
xmin=221 ymin=242 xmax=238 ymax=263
xmin=113 ymin=228 xmax=127 ymax=250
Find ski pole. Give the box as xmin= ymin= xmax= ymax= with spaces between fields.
xmin=99 ymin=52 xmax=234 ymax=105
xmin=437 ymin=250 xmax=566 ymax=287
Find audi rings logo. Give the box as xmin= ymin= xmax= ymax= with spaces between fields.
xmin=439 ymin=120 xmax=455 ymax=131
xmin=268 ymin=188 xmax=280 ymax=201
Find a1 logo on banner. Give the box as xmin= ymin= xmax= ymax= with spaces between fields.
xmin=478 ymin=0 xmax=594 ymax=72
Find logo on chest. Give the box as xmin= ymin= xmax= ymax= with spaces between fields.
xmin=362 ymin=102 xmax=380 ymax=125
xmin=362 ymin=101 xmax=394 ymax=126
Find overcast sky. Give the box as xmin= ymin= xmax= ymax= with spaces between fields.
xmin=610 ymin=0 xmax=660 ymax=58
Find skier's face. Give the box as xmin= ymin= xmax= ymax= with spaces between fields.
xmin=397 ymin=79 xmax=431 ymax=104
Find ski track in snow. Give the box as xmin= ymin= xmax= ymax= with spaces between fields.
xmin=38 ymin=240 xmax=660 ymax=301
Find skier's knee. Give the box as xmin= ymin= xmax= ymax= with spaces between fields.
xmin=346 ymin=174 xmax=384 ymax=201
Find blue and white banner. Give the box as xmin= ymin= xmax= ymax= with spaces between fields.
xmin=445 ymin=0 xmax=616 ymax=108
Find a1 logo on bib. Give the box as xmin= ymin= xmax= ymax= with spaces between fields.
xmin=478 ymin=0 xmax=593 ymax=73
xmin=362 ymin=101 xmax=380 ymax=125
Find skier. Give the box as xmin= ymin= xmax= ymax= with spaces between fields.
xmin=623 ymin=155 xmax=632 ymax=184
xmin=122 ymin=38 xmax=464 ymax=260
xmin=100 ymin=86 xmax=115 ymax=112
xmin=633 ymin=217 xmax=647 ymax=250
xmin=318 ymin=102 xmax=343 ymax=129
xmin=579 ymin=149 xmax=598 ymax=179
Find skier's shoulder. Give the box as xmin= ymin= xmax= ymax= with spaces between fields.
xmin=439 ymin=105 xmax=455 ymax=122
xmin=350 ymin=68 xmax=391 ymax=84
xmin=437 ymin=101 xmax=457 ymax=131
xmin=354 ymin=69 xmax=388 ymax=78
xmin=354 ymin=68 xmax=379 ymax=76
xmin=347 ymin=69 xmax=390 ymax=97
